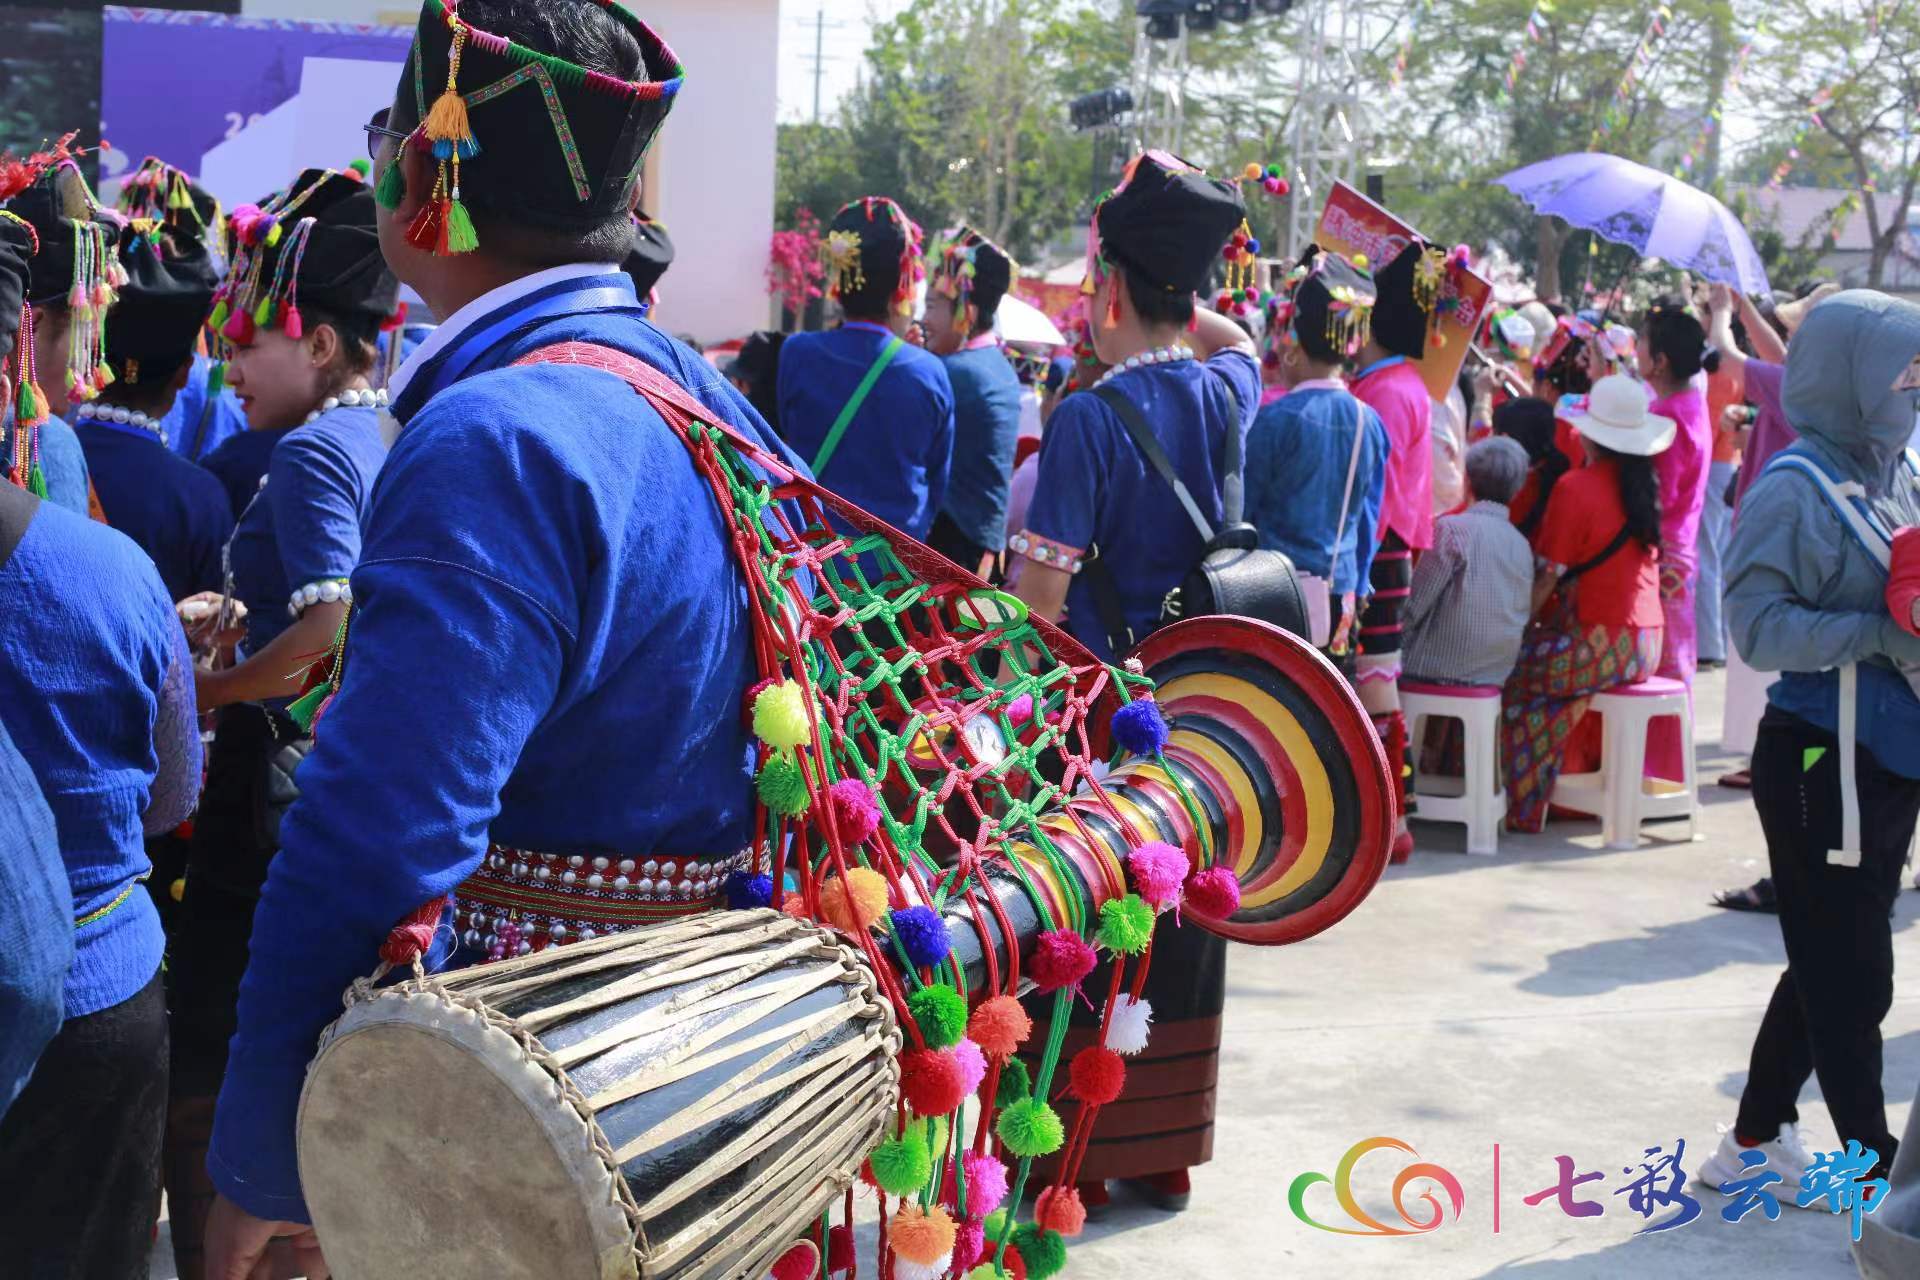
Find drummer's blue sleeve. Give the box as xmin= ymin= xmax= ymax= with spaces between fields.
xmin=207 ymin=387 xmax=576 ymax=1222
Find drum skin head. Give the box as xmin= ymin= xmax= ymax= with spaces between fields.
xmin=299 ymin=989 xmax=638 ymax=1280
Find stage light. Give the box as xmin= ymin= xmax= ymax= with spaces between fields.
xmin=1256 ymin=0 xmax=1296 ymax=14
xmin=1185 ymin=1 xmax=1220 ymax=33
xmin=1137 ymin=0 xmax=1184 ymax=39
xmin=1069 ymin=87 xmax=1134 ymax=130
xmin=1219 ymin=0 xmax=1254 ymax=19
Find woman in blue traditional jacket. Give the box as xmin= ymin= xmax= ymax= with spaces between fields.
xmin=1009 ymin=150 xmax=1257 ymax=1218
xmin=163 ymin=167 xmax=398 ymax=1280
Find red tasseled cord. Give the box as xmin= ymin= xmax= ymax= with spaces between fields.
xmin=379 ymin=896 xmax=447 ymax=966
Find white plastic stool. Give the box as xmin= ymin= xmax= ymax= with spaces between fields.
xmin=1551 ymin=676 xmax=1699 ymax=848
xmin=1402 ymin=681 xmax=1505 ymax=855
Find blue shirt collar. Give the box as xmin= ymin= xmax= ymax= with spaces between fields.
xmin=1354 ymin=354 xmax=1406 ymax=381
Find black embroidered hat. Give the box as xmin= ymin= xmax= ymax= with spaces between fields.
xmin=117 ymin=157 xmax=223 ymax=246
xmin=1372 ymin=238 xmax=1450 ymax=359
xmin=1275 ymin=245 xmax=1376 ymax=365
xmin=212 ymin=169 xmax=398 ymax=350
xmin=382 ymin=0 xmax=686 ymax=255
xmin=1088 ymin=151 xmax=1245 ymax=296
xmin=3 ymin=149 xmax=124 ymax=406
xmin=622 ymin=212 xmax=673 ymax=295
xmin=104 ymin=222 xmax=218 ymax=387
xmin=931 ymin=225 xmax=1015 ymax=322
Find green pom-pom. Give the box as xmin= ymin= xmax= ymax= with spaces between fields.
xmin=348 ymin=157 xmax=371 ymax=177
xmin=995 ymin=1096 xmax=1065 ymax=1158
xmin=1097 ymin=894 xmax=1155 ymax=955
xmin=756 ymin=756 xmax=810 ymax=816
xmin=983 ymin=1208 xmax=1010 ymax=1240
xmin=753 ymin=679 xmax=813 ymax=752
xmin=868 ymin=1132 xmax=931 ymax=1196
xmin=995 ymin=1056 xmax=1031 ymax=1107
xmin=1266 ymin=162 xmax=1283 ymax=179
xmin=444 ymin=197 xmax=478 ymax=254
xmin=907 ymin=984 xmax=968 ymax=1049
xmin=374 ymin=157 xmax=407 ymax=211
xmin=1012 ymin=1225 xmax=1067 ymax=1280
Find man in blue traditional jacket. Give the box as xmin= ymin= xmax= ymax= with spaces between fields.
xmin=779 ymin=195 xmax=953 ymax=541
xmin=204 ymin=1 xmax=806 ymax=1270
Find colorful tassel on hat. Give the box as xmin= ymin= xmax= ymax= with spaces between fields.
xmin=424 ymin=90 xmax=472 ymax=149
xmin=252 ymin=295 xmax=274 ymax=328
xmin=15 ymin=382 xmax=37 ymax=426
xmin=209 ymin=299 xmax=230 ymax=332
xmin=67 ymin=282 xmax=85 ymax=310
xmin=374 ymin=158 xmax=406 ymax=211
xmin=222 ymin=309 xmax=255 ymax=345
xmin=405 ymin=199 xmax=446 ymax=254
xmin=284 ymin=306 xmax=304 ymax=340
xmin=26 ymin=461 xmax=46 ymax=499
xmin=444 ymin=197 xmax=478 ymax=255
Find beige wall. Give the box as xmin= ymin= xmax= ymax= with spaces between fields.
xmin=240 ymin=0 xmax=782 ymax=343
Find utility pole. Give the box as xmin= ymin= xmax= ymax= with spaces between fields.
xmin=812 ymin=4 xmax=826 ymax=123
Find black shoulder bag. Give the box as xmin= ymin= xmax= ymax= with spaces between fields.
xmin=1083 ymin=379 xmax=1308 ymax=656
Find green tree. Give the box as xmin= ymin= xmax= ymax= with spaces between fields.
xmin=1745 ymin=0 xmax=1920 ymax=287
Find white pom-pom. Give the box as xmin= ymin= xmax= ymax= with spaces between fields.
xmin=1104 ymin=995 xmax=1153 ymax=1056
xmin=894 ymin=1255 xmax=953 ymax=1280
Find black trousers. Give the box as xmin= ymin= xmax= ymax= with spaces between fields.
xmin=926 ymin=510 xmax=991 ymax=576
xmin=1735 ymin=707 xmax=1920 ymax=1174
xmin=0 ymin=970 xmax=167 ymax=1279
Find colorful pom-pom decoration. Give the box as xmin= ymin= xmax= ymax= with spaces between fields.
xmin=1010 ymin=1225 xmax=1067 ymax=1280
xmin=1027 ymin=930 xmax=1097 ymax=993
xmin=723 ymin=868 xmax=773 ymax=910
xmin=1034 ymin=1186 xmax=1089 ymax=1238
xmin=995 ymin=1055 xmax=1032 ymax=1106
xmin=995 ymin=1096 xmax=1066 ymax=1158
xmin=901 ymin=1047 xmax=969 ymax=1117
xmin=868 ymin=1132 xmax=932 ymax=1196
xmin=1185 ymin=865 xmax=1242 ymax=920
xmin=1128 ymin=841 xmax=1188 ymax=910
xmin=890 ymin=904 xmax=952 ymax=969
xmin=952 ymin=1218 xmax=987 ymax=1272
xmin=772 ymin=1240 xmax=819 ymax=1280
xmin=826 ymin=776 xmax=882 ymax=844
xmin=819 ymin=866 xmax=889 ymax=932
xmin=1110 ymin=697 xmax=1170 ymax=756
xmin=907 ymin=983 xmax=969 ymax=1049
xmin=756 ymin=755 xmax=810 ymax=817
xmin=827 ymin=1224 xmax=855 ymax=1273
xmin=741 ymin=675 xmax=776 ymax=729
xmin=1068 ymin=1045 xmax=1127 ymax=1106
xmin=752 ymin=679 xmax=813 ymax=752
xmin=964 ymin=1151 xmax=1011 ymax=1216
xmin=969 ymin=994 xmax=1032 ymax=1059
xmin=1097 ymin=894 xmax=1155 ymax=955
xmin=891 ymin=1203 xmax=958 ymax=1267
xmin=1006 ymin=692 xmax=1035 ymax=725
xmin=1105 ymin=995 xmax=1154 ymax=1056
xmin=950 ymin=1037 xmax=988 ymax=1096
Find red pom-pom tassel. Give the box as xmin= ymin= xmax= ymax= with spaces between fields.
xmin=1184 ymin=866 xmax=1241 ymax=920
xmin=1068 ymin=1045 xmax=1126 ymax=1106
xmin=1027 ymin=929 xmax=1097 ymax=993
xmin=900 ymin=1047 xmax=969 ymax=1117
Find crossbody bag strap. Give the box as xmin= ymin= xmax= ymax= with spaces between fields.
xmin=1217 ymin=378 xmax=1245 ymax=526
xmin=810 ymin=335 xmax=905 ymax=478
xmin=1328 ymin=396 xmax=1367 ymax=584
xmin=1091 ymin=383 xmax=1215 ymax=543
xmin=1561 ymin=524 xmax=1635 ymax=583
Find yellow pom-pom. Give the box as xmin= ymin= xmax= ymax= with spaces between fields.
xmin=820 ymin=866 xmax=889 ymax=932
xmin=1242 ymin=162 xmax=1263 ymax=182
xmin=424 ymin=89 xmax=472 ymax=144
xmin=890 ymin=1203 xmax=958 ymax=1266
xmin=753 ymin=679 xmax=813 ymax=752
xmin=169 ymin=877 xmax=186 ymax=902
xmin=1351 ymin=253 xmax=1368 ymax=269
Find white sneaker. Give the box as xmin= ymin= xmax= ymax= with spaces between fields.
xmin=1696 ymin=1123 xmax=1816 ymax=1209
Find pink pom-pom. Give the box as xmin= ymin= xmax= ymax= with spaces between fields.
xmin=952 ymin=1218 xmax=986 ymax=1271
xmin=1027 ymin=929 xmax=1096 ymax=993
xmin=964 ymin=1152 xmax=1010 ymax=1216
xmin=741 ymin=676 xmax=776 ymax=729
xmin=1006 ymin=693 xmax=1035 ymax=725
xmin=1185 ymin=866 xmax=1241 ymax=920
xmin=827 ymin=777 xmax=881 ymax=845
xmin=1035 ymin=1185 xmax=1089 ymax=1237
xmin=951 ymin=1037 xmax=988 ymax=1096
xmin=772 ymin=1241 xmax=817 ymax=1280
xmin=1128 ymin=841 xmax=1188 ymax=910
xmin=901 ymin=1047 xmax=968 ymax=1117
xmin=1449 ymin=243 xmax=1472 ymax=267
xmin=1068 ymin=1045 xmax=1127 ymax=1106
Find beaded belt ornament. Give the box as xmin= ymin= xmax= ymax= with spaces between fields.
xmin=454 ymin=845 xmax=750 ymax=959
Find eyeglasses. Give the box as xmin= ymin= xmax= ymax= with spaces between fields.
xmin=364 ymin=109 xmax=410 ymax=161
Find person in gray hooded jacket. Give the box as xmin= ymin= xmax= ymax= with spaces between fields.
xmin=1697 ymin=290 xmax=1920 ymax=1199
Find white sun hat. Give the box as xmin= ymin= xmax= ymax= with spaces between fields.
xmin=1559 ymin=373 xmax=1677 ymax=457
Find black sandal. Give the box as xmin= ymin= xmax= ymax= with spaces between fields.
xmin=1712 ymin=877 xmax=1776 ymax=914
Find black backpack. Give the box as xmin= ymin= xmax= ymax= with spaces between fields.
xmin=1082 ymin=379 xmax=1308 ymax=656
